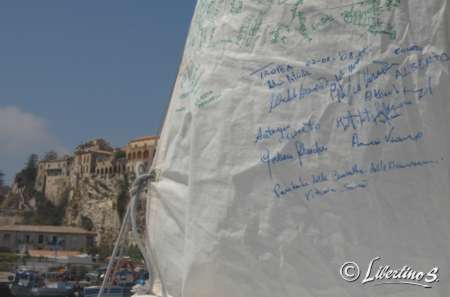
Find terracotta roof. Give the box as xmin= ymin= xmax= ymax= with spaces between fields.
xmin=28 ymin=250 xmax=82 ymax=258
xmin=129 ymin=136 xmax=159 ymax=143
xmin=0 ymin=225 xmax=96 ymax=236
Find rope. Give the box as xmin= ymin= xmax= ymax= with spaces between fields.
xmin=96 ymin=194 xmax=132 ymax=297
xmin=97 ymin=168 xmax=168 ymax=297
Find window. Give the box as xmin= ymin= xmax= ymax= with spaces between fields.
xmin=38 ymin=235 xmax=44 ymax=244
xmin=3 ymin=234 xmax=10 ymax=240
xmin=25 ymin=235 xmax=30 ymax=243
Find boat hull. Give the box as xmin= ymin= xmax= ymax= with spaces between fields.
xmin=84 ymin=286 xmax=131 ymax=297
xmin=10 ymin=285 xmax=74 ymax=297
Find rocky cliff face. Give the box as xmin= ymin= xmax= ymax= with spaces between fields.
xmin=64 ymin=176 xmax=128 ymax=247
xmin=1 ymin=180 xmax=35 ymax=211
xmin=2 ymin=170 xmax=129 ymax=248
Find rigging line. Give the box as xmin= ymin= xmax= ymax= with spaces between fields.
xmin=98 ymin=172 xmax=148 ymax=297
xmin=97 ymin=194 xmax=133 ymax=297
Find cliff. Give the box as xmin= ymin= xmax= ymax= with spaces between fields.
xmin=64 ymin=176 xmax=128 ymax=247
xmin=2 ymin=167 xmax=130 ymax=249
xmin=2 ymin=137 xmax=157 ymax=250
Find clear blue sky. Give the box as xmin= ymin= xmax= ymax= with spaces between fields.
xmin=0 ymin=1 xmax=197 ymax=183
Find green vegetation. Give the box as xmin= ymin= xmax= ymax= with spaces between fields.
xmin=23 ymin=191 xmax=69 ymax=225
xmin=117 ymin=176 xmax=130 ymax=222
xmin=128 ymin=244 xmax=144 ymax=262
xmin=114 ymin=150 xmax=126 ymax=160
xmin=0 ymin=170 xmax=5 ymax=204
xmin=0 ymin=170 xmax=4 ymax=188
xmin=97 ymin=242 xmax=113 ymax=260
xmin=0 ymin=252 xmax=18 ymax=271
xmin=0 ymin=251 xmax=18 ymax=262
xmin=43 ymin=150 xmax=58 ymax=161
xmin=15 ymin=154 xmax=38 ymax=190
xmin=13 ymin=153 xmax=69 ymax=225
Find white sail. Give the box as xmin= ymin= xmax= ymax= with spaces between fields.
xmin=146 ymin=1 xmax=450 ymax=296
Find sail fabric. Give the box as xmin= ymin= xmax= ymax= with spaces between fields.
xmin=147 ymin=1 xmax=450 ymax=296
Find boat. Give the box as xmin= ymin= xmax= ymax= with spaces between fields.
xmin=103 ymin=1 xmax=450 ymax=296
xmin=9 ymin=270 xmax=76 ymax=297
xmin=84 ymin=259 xmax=146 ymax=297
xmin=84 ymin=286 xmax=131 ymax=297
xmin=83 ymin=269 xmax=134 ymax=297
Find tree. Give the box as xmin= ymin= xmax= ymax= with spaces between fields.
xmin=23 ymin=191 xmax=69 ymax=226
xmin=114 ymin=150 xmax=126 ymax=160
xmin=128 ymin=244 xmax=144 ymax=262
xmin=14 ymin=154 xmax=38 ymax=195
xmin=22 ymin=154 xmax=38 ymax=184
xmin=0 ymin=170 xmax=4 ymax=189
xmin=98 ymin=242 xmax=113 ymax=260
xmin=43 ymin=150 xmax=58 ymax=161
xmin=0 ymin=170 xmax=5 ymax=203
xmin=117 ymin=176 xmax=130 ymax=221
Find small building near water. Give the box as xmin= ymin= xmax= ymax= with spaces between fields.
xmin=0 ymin=225 xmax=96 ymax=253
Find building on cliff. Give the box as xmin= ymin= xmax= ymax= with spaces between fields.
xmin=74 ymin=138 xmax=115 ymax=177
xmin=35 ymin=136 xmax=159 ymax=203
xmin=126 ymin=136 xmax=159 ymax=175
xmin=95 ymin=150 xmax=128 ymax=179
xmin=35 ymin=155 xmax=73 ymax=205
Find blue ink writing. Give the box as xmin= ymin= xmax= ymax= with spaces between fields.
xmin=295 ymin=141 xmax=328 ymax=166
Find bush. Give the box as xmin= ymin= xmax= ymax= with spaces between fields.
xmin=23 ymin=191 xmax=69 ymax=226
xmin=98 ymin=243 xmax=113 ymax=260
xmin=117 ymin=177 xmax=130 ymax=222
xmin=128 ymin=245 xmax=143 ymax=262
xmin=0 ymin=252 xmax=18 ymax=263
xmin=114 ymin=151 xmax=126 ymax=160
